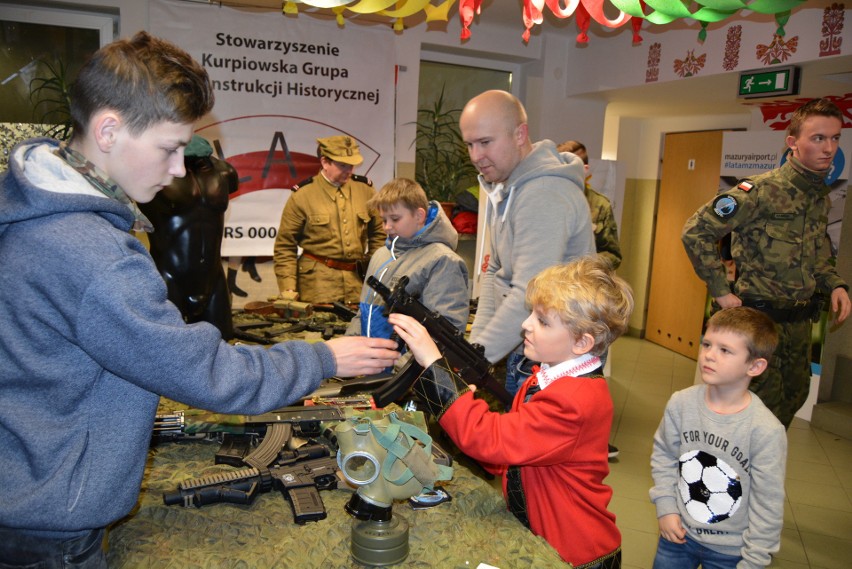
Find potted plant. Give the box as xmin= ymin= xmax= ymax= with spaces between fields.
xmin=410 ymin=86 xmax=479 ymax=213
xmin=0 ymin=58 xmax=71 ymax=171
xmin=29 ymin=57 xmax=73 ymax=141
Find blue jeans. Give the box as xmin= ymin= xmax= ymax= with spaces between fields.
xmin=652 ymin=535 xmax=741 ymax=569
xmin=505 ymin=352 xmax=535 ymax=396
xmin=0 ymin=528 xmax=106 ymax=569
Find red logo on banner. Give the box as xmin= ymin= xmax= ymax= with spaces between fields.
xmin=226 ymin=150 xmax=320 ymax=199
xmin=751 ymin=94 xmax=852 ymax=131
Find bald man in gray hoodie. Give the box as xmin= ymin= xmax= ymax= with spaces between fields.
xmin=461 ymin=90 xmax=595 ymax=395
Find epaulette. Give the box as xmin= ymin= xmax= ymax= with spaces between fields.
xmin=735 ymin=179 xmax=755 ymax=192
xmin=291 ymin=176 xmax=315 ymax=192
xmin=350 ymin=174 xmax=373 ymax=187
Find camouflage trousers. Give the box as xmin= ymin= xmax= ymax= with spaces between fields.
xmin=749 ymin=319 xmax=812 ymax=429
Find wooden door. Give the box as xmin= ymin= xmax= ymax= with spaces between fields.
xmin=646 ymin=131 xmax=724 ymax=359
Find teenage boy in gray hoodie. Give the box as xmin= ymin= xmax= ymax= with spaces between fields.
xmin=0 ymin=32 xmax=398 ymax=567
xmin=460 ymin=90 xmax=595 ymax=394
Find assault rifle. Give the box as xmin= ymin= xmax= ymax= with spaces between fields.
xmin=153 ymin=405 xmax=344 ymax=455
xmin=160 ymin=405 xmax=345 ymax=523
xmin=366 ymin=276 xmax=513 ymax=407
xmin=163 ymin=451 xmax=339 ymax=523
xmin=232 ymin=318 xmax=348 ymax=345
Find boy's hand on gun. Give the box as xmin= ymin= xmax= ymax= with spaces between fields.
xmin=388 ymin=313 xmax=442 ymax=368
xmin=389 ymin=313 xmax=475 ymax=417
xmin=658 ymin=513 xmax=687 ymax=544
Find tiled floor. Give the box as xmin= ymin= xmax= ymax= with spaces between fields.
xmin=607 ymin=336 xmax=852 ymax=569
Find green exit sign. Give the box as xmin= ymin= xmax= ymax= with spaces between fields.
xmin=738 ymin=66 xmax=800 ymax=99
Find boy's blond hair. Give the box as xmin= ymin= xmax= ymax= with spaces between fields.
xmin=367 ymin=177 xmax=429 ymax=213
xmin=526 ymin=256 xmax=634 ymax=356
xmin=705 ymin=307 xmax=779 ymax=362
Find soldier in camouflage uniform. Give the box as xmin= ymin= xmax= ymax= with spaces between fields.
xmin=273 ymin=136 xmax=386 ymax=304
xmin=682 ymin=98 xmax=850 ymax=428
xmin=556 ymin=141 xmax=622 ymax=458
xmin=558 ymin=140 xmax=622 ymax=269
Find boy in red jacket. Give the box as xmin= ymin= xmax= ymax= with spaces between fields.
xmin=390 ymin=255 xmax=633 ymax=568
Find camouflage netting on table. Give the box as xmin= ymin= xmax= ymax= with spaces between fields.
xmin=1 ymin=123 xmax=54 ymax=171
xmin=106 ymin=401 xmax=570 ymax=568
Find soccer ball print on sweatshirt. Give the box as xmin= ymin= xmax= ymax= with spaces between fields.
xmin=678 ymin=449 xmax=743 ymax=523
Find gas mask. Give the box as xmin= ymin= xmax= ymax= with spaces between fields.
xmin=334 ymin=412 xmax=453 ymax=566
xmin=335 ymin=412 xmax=452 ymax=520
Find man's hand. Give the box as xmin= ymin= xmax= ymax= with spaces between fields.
xmin=388 ymin=313 xmax=441 ymax=369
xmin=279 ymin=290 xmax=299 ymax=301
xmin=714 ymin=293 xmax=742 ymax=309
xmin=831 ymin=287 xmax=851 ymax=324
xmin=657 ymin=513 xmax=687 ymax=544
xmin=325 ymin=336 xmax=399 ymax=377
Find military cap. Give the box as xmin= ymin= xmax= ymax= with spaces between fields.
xmin=317 ymin=135 xmax=363 ymax=166
xmin=184 ymin=134 xmax=213 ymax=158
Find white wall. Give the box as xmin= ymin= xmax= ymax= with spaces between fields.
xmin=613 ymin=113 xmax=753 ymax=180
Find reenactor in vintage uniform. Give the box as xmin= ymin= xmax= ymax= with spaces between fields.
xmin=558 ymin=140 xmax=622 ymax=269
xmin=682 ymin=98 xmax=850 ymax=429
xmin=273 ymin=136 xmax=385 ymax=304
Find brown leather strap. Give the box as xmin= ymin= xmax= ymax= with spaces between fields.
xmin=302 ymin=252 xmax=359 ymax=272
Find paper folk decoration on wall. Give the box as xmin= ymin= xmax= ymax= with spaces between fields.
xmin=643 ymin=3 xmax=844 ymax=84
xmin=279 ymin=0 xmax=810 ymax=43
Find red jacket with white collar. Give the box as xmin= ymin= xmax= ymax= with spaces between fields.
xmin=440 ymin=368 xmax=620 ymax=567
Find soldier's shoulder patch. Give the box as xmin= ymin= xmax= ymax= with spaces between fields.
xmin=736 ymin=180 xmax=755 ymax=192
xmin=712 ymin=194 xmax=739 ymax=219
xmin=291 ymin=176 xmax=315 ymax=192
xmin=351 ymin=174 xmax=373 ymax=187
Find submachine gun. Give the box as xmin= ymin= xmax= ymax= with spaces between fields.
xmin=160 ymin=405 xmax=344 ymax=524
xmin=366 ymin=276 xmax=513 ymax=408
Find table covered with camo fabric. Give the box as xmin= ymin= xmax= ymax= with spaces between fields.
xmin=105 ymin=403 xmax=569 ymax=568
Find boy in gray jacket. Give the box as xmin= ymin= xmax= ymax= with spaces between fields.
xmin=347 ymin=177 xmax=469 ymax=338
xmin=650 ymin=307 xmax=786 ymax=569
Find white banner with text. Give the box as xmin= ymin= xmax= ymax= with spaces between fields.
xmin=150 ymin=0 xmax=396 ymax=256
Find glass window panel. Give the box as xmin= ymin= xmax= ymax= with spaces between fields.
xmin=0 ymin=20 xmax=100 ymax=123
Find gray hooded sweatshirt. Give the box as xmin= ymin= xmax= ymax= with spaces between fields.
xmin=470 ymin=140 xmax=595 ymax=362
xmin=0 ymin=139 xmax=336 ymax=537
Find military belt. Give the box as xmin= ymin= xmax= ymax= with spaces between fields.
xmin=741 ymin=298 xmax=819 ymax=324
xmin=302 ymin=252 xmax=360 ymax=272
